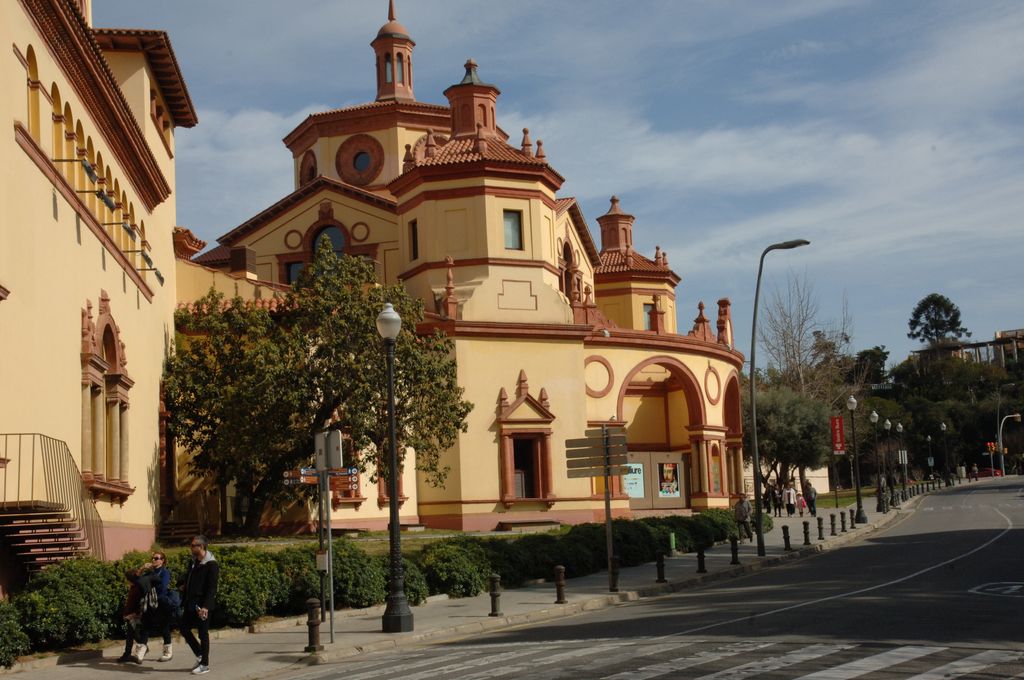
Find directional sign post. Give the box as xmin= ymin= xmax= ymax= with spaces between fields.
xmin=565 ymin=424 xmax=627 ymax=592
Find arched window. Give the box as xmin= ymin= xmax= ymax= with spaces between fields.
xmin=25 ymin=46 xmax=41 ymax=142
xmin=314 ymin=225 xmax=346 ymax=257
xmin=51 ymin=84 xmax=63 ymax=158
xmin=397 ymin=53 xmax=405 ymax=84
xmin=560 ymin=242 xmax=574 ymax=297
xmin=385 ymin=54 xmax=393 ymax=83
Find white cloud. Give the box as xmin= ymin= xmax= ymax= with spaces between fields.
xmin=175 ymin=106 xmax=324 ymax=245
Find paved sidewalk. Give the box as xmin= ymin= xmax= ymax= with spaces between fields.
xmin=3 ymin=481 xmax=968 ymax=679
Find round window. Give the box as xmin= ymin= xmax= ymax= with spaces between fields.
xmin=353 ymin=152 xmax=371 ymax=172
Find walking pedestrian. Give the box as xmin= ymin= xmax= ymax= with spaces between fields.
xmin=796 ymin=492 xmax=807 ymax=517
xmin=804 ymin=481 xmax=818 ymax=517
xmin=135 ymin=551 xmax=174 ymax=662
xmin=783 ymin=482 xmax=797 ymax=517
xmin=763 ymin=482 xmax=774 ymax=516
xmin=180 ymin=535 xmax=219 ymax=675
xmin=116 ymin=569 xmax=145 ymax=663
xmin=772 ymin=483 xmax=783 ymax=518
xmin=734 ymin=493 xmax=753 ymax=542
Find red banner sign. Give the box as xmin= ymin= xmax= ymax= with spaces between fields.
xmin=830 ymin=416 xmax=846 ymax=454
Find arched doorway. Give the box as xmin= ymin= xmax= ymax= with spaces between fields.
xmin=615 ymin=357 xmax=705 ymax=513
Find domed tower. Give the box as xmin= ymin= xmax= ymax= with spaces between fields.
xmin=372 ymin=0 xmax=415 ymax=102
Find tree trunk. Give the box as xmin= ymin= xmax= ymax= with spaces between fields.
xmin=218 ymin=481 xmax=228 ymax=536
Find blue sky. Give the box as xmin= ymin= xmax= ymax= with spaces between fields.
xmin=94 ymin=1 xmax=1024 ymax=367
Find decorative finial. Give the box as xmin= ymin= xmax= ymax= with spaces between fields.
xmin=474 ymin=123 xmax=488 ymax=155
xmin=443 ymin=256 xmax=457 ymax=319
xmin=402 ymin=143 xmax=414 ymax=172
xmin=520 ymin=128 xmax=533 ymax=156
xmin=654 ymin=245 xmax=662 ymax=266
xmin=608 ymin=195 xmax=622 ymax=214
xmin=425 ymin=129 xmax=436 ymax=158
xmin=388 ymin=0 xmax=396 ymax=21
xmin=516 ymin=369 xmax=529 ymax=398
xmin=539 ymin=388 xmax=550 ymax=408
xmin=535 ymin=139 xmax=546 ymax=160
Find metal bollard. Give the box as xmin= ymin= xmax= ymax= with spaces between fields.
xmin=489 ymin=574 xmax=502 ymax=617
xmin=802 ymin=520 xmax=811 ymax=546
xmin=304 ymin=597 xmax=323 ymax=652
xmin=849 ymin=508 xmax=856 ymax=529
xmin=554 ymin=565 xmax=567 ymax=604
xmin=656 ymin=553 xmax=667 ymax=583
xmin=782 ymin=525 xmax=792 ymax=551
xmin=610 ymin=556 xmax=620 ymax=593
xmin=830 ymin=513 xmax=837 ymax=536
xmin=696 ymin=546 xmax=707 ymax=573
xmin=817 ymin=516 xmax=825 ymax=541
xmin=730 ymin=536 xmax=740 ymax=565
xmin=840 ymin=512 xmax=847 ymax=532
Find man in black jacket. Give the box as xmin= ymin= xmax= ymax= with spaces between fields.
xmin=181 ymin=535 xmax=218 ymax=675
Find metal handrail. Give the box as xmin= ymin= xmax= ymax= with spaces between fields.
xmin=0 ymin=433 xmax=105 ymax=559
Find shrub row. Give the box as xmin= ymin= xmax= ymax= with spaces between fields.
xmin=1 ymin=511 xmax=765 ymax=665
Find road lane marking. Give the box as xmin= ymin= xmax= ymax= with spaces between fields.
xmin=694 ymin=643 xmax=854 ymax=679
xmin=341 ymin=647 xmax=537 ymax=680
xmin=901 ymin=649 xmax=1024 ymax=679
xmin=795 ymin=645 xmax=945 ymax=679
xmin=601 ymin=642 xmax=773 ymax=680
xmin=968 ymin=582 xmax=1024 ymax=597
xmin=669 ymin=507 xmax=1013 ymax=636
xmin=455 ymin=641 xmax=635 ymax=680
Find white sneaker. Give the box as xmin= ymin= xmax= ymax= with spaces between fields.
xmin=192 ymin=657 xmax=203 ymax=671
xmin=192 ymin=664 xmax=210 ymax=675
xmin=133 ymin=643 xmax=148 ymax=663
xmin=159 ymin=643 xmax=173 ymax=662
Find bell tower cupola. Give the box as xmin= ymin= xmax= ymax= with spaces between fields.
xmin=372 ymin=0 xmax=416 ymax=102
xmin=443 ymin=59 xmax=501 ymax=139
xmin=596 ymin=196 xmax=635 ymax=252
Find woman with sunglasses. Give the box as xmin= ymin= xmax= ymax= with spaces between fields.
xmin=133 ymin=552 xmax=174 ymax=663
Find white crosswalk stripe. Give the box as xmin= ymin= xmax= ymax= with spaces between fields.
xmin=902 ymin=649 xmax=1024 ymax=679
xmin=311 ymin=639 xmax=1024 ymax=680
xmin=796 ymin=645 xmax=947 ymax=679
xmin=694 ymin=643 xmax=854 ymax=680
xmin=601 ymin=641 xmax=774 ymax=680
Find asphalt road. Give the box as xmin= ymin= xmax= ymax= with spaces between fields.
xmin=286 ymin=478 xmax=1024 ymax=679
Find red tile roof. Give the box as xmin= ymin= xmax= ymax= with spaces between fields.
xmin=92 ymin=28 xmax=198 ymax=128
xmin=416 ymin=136 xmax=548 ymax=168
xmin=192 ymin=244 xmax=229 ymax=266
xmin=596 ymin=249 xmax=680 ymax=285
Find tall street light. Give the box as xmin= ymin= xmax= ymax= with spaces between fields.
xmin=883 ymin=419 xmax=893 ymax=508
xmin=748 ymin=238 xmax=810 ymax=557
xmin=896 ymin=422 xmax=906 ymax=500
xmin=377 ymin=303 xmax=414 ymax=633
xmin=996 ymin=384 xmax=1016 ymax=476
xmin=998 ymin=413 xmax=1021 ymax=476
xmin=849 ymin=396 xmax=867 ymax=523
xmin=940 ymin=422 xmax=949 ymax=487
xmin=870 ymin=410 xmax=884 ymax=513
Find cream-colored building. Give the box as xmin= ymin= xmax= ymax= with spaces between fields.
xmin=192 ymin=5 xmax=748 ymax=532
xmin=0 ymin=0 xmax=209 ymax=593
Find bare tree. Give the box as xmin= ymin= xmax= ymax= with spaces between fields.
xmin=758 ymin=271 xmax=867 ymax=487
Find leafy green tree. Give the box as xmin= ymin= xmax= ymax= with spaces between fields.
xmin=851 ymin=346 xmax=889 ymax=386
xmin=907 ymin=293 xmax=971 ymax=344
xmin=743 ymin=387 xmax=830 ymax=486
xmin=165 ymin=245 xmax=473 ymax=534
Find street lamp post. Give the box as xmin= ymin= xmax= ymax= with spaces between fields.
xmin=377 ymin=303 xmax=414 ymax=633
xmin=927 ymin=435 xmax=933 ymax=479
xmin=870 ymin=410 xmax=884 ymax=513
xmin=896 ymin=423 xmax=906 ymax=501
xmin=887 ymin=421 xmax=899 ymax=507
xmin=940 ymin=422 xmax=949 ymax=487
xmin=849 ymin=396 xmax=867 ymax=524
xmin=996 ymin=384 xmax=1016 ymax=476
xmin=883 ymin=418 xmax=892 ymax=510
xmin=998 ymin=413 xmax=1021 ymax=477
xmin=748 ymin=239 xmax=810 ymax=557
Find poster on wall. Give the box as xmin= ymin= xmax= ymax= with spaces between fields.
xmin=658 ymin=463 xmax=680 ymax=498
xmin=622 ymin=463 xmax=645 ymax=498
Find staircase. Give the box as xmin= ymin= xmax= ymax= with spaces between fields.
xmin=0 ymin=434 xmax=104 ymax=574
xmin=0 ymin=501 xmax=89 ymax=571
xmin=156 ymin=519 xmax=200 ymax=546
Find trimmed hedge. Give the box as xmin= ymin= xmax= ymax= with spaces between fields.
xmin=0 ymin=600 xmax=30 ymax=668
xmin=4 ymin=513 xmax=766 ymax=661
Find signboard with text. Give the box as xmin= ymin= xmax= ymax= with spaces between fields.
xmin=830 ymin=416 xmax=846 ymax=455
